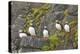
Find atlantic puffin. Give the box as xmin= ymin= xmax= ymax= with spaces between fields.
xmin=19 ymin=29 xmax=27 ymax=38
xmin=55 ymin=20 xmax=62 ymax=31
xmin=43 ymin=26 xmax=49 ymax=40
xmin=19 ymin=29 xmax=28 ymax=51
xmin=28 ymin=24 xmax=36 ymax=37
xmin=64 ymin=21 xmax=70 ymax=32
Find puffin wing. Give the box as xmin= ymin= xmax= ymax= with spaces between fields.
xmin=60 ymin=23 xmax=63 ymax=30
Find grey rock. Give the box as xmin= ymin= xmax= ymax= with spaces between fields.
xmin=67 ymin=5 xmax=78 ymax=16
xmin=54 ymin=4 xmax=68 ymax=11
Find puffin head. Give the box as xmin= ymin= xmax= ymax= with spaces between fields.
xmin=18 ymin=14 xmax=22 ymax=19
xmin=44 ymin=26 xmax=47 ymax=29
xmin=19 ymin=29 xmax=23 ymax=33
xmin=19 ymin=14 xmax=22 ymax=17
xmin=65 ymin=21 xmax=68 ymax=24
xmin=56 ymin=20 xmax=59 ymax=23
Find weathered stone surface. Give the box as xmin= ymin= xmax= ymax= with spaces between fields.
xmin=53 ymin=4 xmax=68 ymax=11
xmin=67 ymin=5 xmax=78 ymax=16
xmin=10 ymin=1 xmax=78 ymax=52
xmin=19 ymin=36 xmax=44 ymax=48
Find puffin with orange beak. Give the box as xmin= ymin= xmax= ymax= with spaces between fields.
xmin=55 ymin=20 xmax=62 ymax=31
xmin=43 ymin=26 xmax=49 ymax=40
xmin=28 ymin=23 xmax=36 ymax=37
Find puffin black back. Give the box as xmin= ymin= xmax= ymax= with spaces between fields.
xmin=8 ymin=1 xmax=78 ymax=53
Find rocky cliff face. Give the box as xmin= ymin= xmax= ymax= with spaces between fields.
xmin=10 ymin=1 xmax=78 ymax=52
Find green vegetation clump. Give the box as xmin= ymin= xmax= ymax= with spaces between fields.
xmin=41 ymin=34 xmax=61 ymax=50
xmin=21 ymin=3 xmax=78 ymax=50
xmin=41 ymin=45 xmax=50 ymax=51
xmin=11 ymin=2 xmax=78 ymax=52
xmin=23 ymin=4 xmax=52 ymax=35
xmin=49 ymin=34 xmax=61 ymax=50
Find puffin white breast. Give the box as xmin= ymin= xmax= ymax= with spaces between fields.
xmin=56 ymin=23 xmax=62 ymax=31
xmin=43 ymin=30 xmax=49 ymax=37
xmin=64 ymin=24 xmax=70 ymax=32
xmin=19 ymin=33 xmax=27 ymax=38
xmin=28 ymin=27 xmax=36 ymax=36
